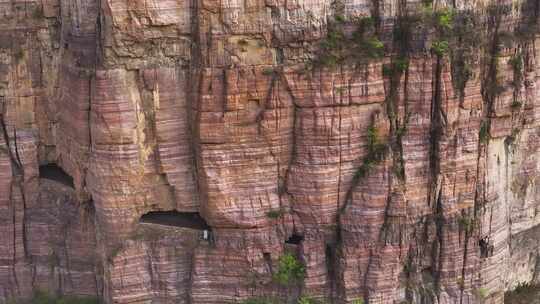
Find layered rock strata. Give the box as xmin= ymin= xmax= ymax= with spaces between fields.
xmin=1 ymin=0 xmax=540 ymax=303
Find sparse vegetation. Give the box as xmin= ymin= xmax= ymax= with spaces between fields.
xmin=312 ymin=15 xmax=384 ymax=69
xmin=266 ymin=209 xmax=284 ymax=219
xmin=431 ymin=40 xmax=449 ymax=57
xmin=382 ymin=64 xmax=393 ymax=77
xmin=504 ymin=282 xmax=540 ymax=304
xmin=434 ymin=8 xmax=454 ymax=31
xmin=262 ymin=67 xmax=275 ymax=76
xmin=508 ymin=53 xmax=524 ymax=87
xmin=273 ymin=253 xmax=305 ymax=285
xmin=479 ymin=121 xmax=490 ymax=143
xmin=351 ymin=299 xmax=364 ymax=304
xmin=354 ymin=124 xmax=386 ymax=180
xmin=297 ymin=296 xmax=324 ymax=304
xmin=508 ymin=53 xmax=524 ymax=74
xmin=394 ymin=58 xmax=409 ymax=73
xmin=402 ymin=259 xmax=416 ymax=275
xmin=458 ymin=213 xmax=476 ymax=233
xmin=383 ymin=58 xmax=409 ymax=77
xmin=475 ymin=287 xmax=489 ymax=300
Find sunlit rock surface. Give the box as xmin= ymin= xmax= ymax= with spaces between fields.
xmin=0 ymin=0 xmax=540 ymax=303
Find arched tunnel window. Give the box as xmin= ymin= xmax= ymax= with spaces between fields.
xmin=139 ymin=210 xmax=210 ymax=230
xmin=39 ymin=164 xmax=74 ymax=188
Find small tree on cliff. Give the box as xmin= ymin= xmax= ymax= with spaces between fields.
xmin=273 ymin=253 xmax=305 ymax=285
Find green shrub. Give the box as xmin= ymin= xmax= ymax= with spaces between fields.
xmin=297 ymin=296 xmax=324 ymax=304
xmin=266 ymin=209 xmax=283 ymax=219
xmin=382 ymin=64 xmax=392 ymax=77
xmin=394 ymin=58 xmax=409 ymax=73
xmin=365 ymin=37 xmax=384 ymax=58
xmin=334 ymin=14 xmax=346 ymax=23
xmin=509 ymin=53 xmax=524 ymax=87
xmin=352 ymin=299 xmax=365 ymax=304
xmin=354 ymin=125 xmax=386 ymax=179
xmin=434 ymin=8 xmax=454 ymax=31
xmin=314 ymin=15 xmax=383 ymax=68
xmin=458 ymin=214 xmax=476 ymax=233
xmin=479 ymin=121 xmax=490 ymax=143
xmin=508 ymin=53 xmax=523 ymax=73
xmin=262 ymin=67 xmax=275 ymax=76
xmin=273 ymin=253 xmax=305 ymax=285
xmin=431 ymin=40 xmax=449 ymax=56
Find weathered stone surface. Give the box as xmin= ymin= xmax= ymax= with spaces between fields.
xmin=1 ymin=0 xmax=540 ymax=304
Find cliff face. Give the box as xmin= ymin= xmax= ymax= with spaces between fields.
xmin=1 ymin=0 xmax=540 ymax=303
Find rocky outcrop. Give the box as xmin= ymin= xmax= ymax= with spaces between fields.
xmin=1 ymin=0 xmax=540 ymax=303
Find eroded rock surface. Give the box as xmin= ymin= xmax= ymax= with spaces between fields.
xmin=1 ymin=0 xmax=540 ymax=303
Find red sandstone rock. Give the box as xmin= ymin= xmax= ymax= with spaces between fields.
xmin=1 ymin=1 xmax=540 ymax=304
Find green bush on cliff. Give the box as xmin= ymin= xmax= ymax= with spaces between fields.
xmin=297 ymin=296 xmax=325 ymax=304
xmin=479 ymin=121 xmax=490 ymax=143
xmin=312 ymin=15 xmax=383 ymax=68
xmin=273 ymin=253 xmax=305 ymax=285
xmin=434 ymin=8 xmax=454 ymax=31
xmin=354 ymin=125 xmax=386 ymax=180
xmin=431 ymin=40 xmax=449 ymax=56
xmin=266 ymin=209 xmax=284 ymax=218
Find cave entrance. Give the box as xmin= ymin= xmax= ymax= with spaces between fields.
xmin=139 ymin=210 xmax=210 ymax=230
xmin=285 ymin=234 xmax=303 ymax=245
xmin=39 ymin=164 xmax=74 ymax=188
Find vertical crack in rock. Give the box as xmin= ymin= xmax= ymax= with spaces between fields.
xmin=430 ymin=51 xmax=445 ymax=298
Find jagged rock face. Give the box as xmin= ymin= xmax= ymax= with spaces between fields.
xmin=1 ymin=0 xmax=540 ymax=303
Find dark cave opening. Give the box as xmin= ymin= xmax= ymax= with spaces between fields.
xmin=285 ymin=234 xmax=304 ymax=245
xmin=139 ymin=210 xmax=211 ymax=230
xmin=39 ymin=164 xmax=74 ymax=188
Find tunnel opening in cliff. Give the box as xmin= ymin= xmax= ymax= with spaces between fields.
xmin=139 ymin=210 xmax=211 ymax=230
xmin=39 ymin=164 xmax=74 ymax=188
xmin=285 ymin=234 xmax=303 ymax=245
